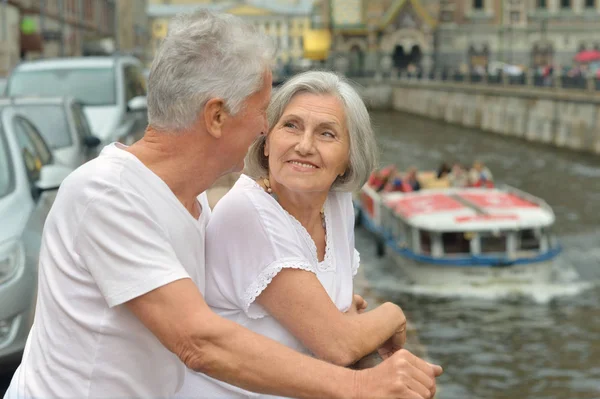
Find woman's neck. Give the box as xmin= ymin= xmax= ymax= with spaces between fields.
xmin=272 ymin=187 xmax=327 ymax=233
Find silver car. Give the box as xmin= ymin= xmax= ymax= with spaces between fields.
xmin=5 ymin=56 xmax=148 ymax=147
xmin=0 ymin=106 xmax=72 ymax=367
xmin=0 ymin=97 xmax=101 ymax=169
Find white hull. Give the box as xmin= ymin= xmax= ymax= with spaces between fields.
xmin=390 ymin=252 xmax=557 ymax=287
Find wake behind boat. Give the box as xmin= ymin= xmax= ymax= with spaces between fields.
xmin=356 ymin=167 xmax=562 ymax=287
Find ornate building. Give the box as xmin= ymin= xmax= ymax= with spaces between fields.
xmin=148 ymin=0 xmax=314 ymax=68
xmin=321 ymin=0 xmax=600 ymax=75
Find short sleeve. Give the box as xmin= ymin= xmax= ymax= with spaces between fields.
xmin=74 ymin=187 xmax=190 ymax=307
xmin=205 ymin=185 xmax=317 ymax=319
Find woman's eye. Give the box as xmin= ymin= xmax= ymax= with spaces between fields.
xmin=283 ymin=122 xmax=296 ymax=129
xmin=322 ymin=131 xmax=335 ymax=138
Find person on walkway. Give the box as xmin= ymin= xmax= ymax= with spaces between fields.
xmin=6 ymin=10 xmax=441 ymax=399
xmin=176 ymin=71 xmax=440 ymax=399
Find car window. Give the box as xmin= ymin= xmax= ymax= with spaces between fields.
xmin=71 ymin=103 xmax=93 ymax=139
xmin=7 ymin=68 xmax=116 ymax=106
xmin=15 ymin=105 xmax=72 ymax=149
xmin=124 ymin=65 xmax=147 ymax=103
xmin=16 ymin=117 xmax=52 ymax=165
xmin=13 ymin=118 xmax=45 ymax=184
xmin=0 ymin=124 xmax=14 ymax=198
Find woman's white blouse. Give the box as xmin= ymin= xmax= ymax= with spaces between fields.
xmin=175 ymin=174 xmax=360 ymax=399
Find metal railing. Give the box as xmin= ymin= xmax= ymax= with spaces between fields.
xmin=385 ymin=70 xmax=600 ymax=92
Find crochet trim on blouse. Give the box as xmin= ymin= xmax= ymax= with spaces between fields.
xmin=242 ymin=258 xmax=317 ymax=319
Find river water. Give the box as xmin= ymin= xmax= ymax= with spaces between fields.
xmin=355 ymin=111 xmax=600 ymax=399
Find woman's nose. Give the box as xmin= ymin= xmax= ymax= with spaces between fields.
xmin=295 ymin=131 xmax=314 ymax=154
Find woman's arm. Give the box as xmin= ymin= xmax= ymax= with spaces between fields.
xmin=255 ymin=268 xmax=406 ymax=366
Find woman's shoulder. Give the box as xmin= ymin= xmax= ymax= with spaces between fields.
xmin=211 ymin=174 xmax=286 ymax=222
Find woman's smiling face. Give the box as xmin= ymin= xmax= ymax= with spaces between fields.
xmin=264 ymin=92 xmax=350 ymax=194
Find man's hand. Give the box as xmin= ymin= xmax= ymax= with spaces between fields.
xmin=355 ymin=349 xmax=443 ymax=399
xmin=346 ymin=294 xmax=368 ymax=315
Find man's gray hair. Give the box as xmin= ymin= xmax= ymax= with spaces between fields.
xmin=147 ymin=9 xmax=275 ymax=131
xmin=245 ymin=71 xmax=378 ymax=193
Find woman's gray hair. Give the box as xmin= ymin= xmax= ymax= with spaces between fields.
xmin=147 ymin=9 xmax=275 ymax=132
xmin=245 ymin=71 xmax=378 ymax=193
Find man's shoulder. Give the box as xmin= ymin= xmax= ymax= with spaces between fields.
xmin=60 ymin=155 xmax=128 ymax=201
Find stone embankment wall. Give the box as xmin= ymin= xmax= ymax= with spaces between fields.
xmin=357 ymin=79 xmax=600 ymax=155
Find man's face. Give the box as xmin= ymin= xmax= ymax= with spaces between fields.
xmin=221 ymin=69 xmax=272 ymax=173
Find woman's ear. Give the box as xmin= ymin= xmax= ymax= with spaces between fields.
xmin=263 ymin=138 xmax=270 ymax=157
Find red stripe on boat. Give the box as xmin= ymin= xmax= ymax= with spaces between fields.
xmin=392 ymin=194 xmax=465 ymax=217
xmin=459 ymin=192 xmax=537 ymax=209
xmin=455 ymin=214 xmax=519 ymax=223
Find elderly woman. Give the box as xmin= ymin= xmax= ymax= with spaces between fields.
xmin=176 ymin=71 xmax=426 ymax=398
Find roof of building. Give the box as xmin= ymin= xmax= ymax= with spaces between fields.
xmin=147 ymin=0 xmax=313 ymax=18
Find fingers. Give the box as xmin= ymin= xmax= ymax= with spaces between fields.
xmin=428 ymin=362 xmax=443 ymax=377
xmin=391 ymin=329 xmax=406 ymax=348
xmin=353 ymin=294 xmax=368 ymax=311
xmin=400 ymin=349 xmax=439 ymax=379
xmin=391 ymin=350 xmax=440 ymax=398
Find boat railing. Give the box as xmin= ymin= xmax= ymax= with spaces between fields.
xmin=498 ymin=184 xmax=556 ymax=217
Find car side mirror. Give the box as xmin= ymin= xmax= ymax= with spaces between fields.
xmin=127 ymin=96 xmax=147 ymax=113
xmin=34 ymin=164 xmax=73 ymax=194
xmin=83 ymin=135 xmax=101 ymax=148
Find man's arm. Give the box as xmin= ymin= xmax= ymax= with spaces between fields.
xmin=126 ymin=278 xmax=442 ymax=399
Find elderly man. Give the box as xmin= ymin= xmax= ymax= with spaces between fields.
xmin=6 ymin=10 xmax=441 ymax=399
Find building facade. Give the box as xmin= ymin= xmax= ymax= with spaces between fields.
xmin=437 ymin=0 xmax=600 ymax=71
xmin=116 ymin=0 xmax=150 ymax=63
xmin=0 ymin=0 xmax=118 ymax=76
xmin=323 ymin=0 xmax=600 ymax=76
xmin=147 ymin=0 xmax=313 ymax=68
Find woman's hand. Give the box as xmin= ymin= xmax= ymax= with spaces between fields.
xmin=346 ymin=294 xmax=368 ymax=315
xmin=378 ymin=311 xmax=407 ymax=359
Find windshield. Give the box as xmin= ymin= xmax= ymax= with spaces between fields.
xmin=7 ymin=68 xmax=116 ymax=106
xmin=0 ymin=125 xmax=14 ymax=198
xmin=15 ymin=105 xmax=72 ymax=149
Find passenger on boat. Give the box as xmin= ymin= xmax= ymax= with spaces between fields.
xmin=448 ymin=162 xmax=469 ymax=188
xmin=177 ymin=71 xmax=442 ymax=399
xmin=405 ymin=167 xmax=422 ymax=191
xmin=369 ymin=164 xmax=396 ymax=192
xmin=436 ymin=162 xmax=452 ymax=178
xmin=469 ymin=160 xmax=494 ymax=188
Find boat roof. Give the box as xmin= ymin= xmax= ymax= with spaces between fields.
xmin=380 ymin=186 xmax=555 ymax=232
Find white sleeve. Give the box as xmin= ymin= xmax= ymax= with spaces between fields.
xmin=206 ymin=190 xmax=316 ymax=319
xmin=74 ymin=187 xmax=190 ymax=308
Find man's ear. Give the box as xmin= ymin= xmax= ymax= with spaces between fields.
xmin=204 ymin=98 xmax=227 ymax=139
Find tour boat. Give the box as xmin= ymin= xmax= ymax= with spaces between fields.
xmin=355 ymin=172 xmax=562 ymax=286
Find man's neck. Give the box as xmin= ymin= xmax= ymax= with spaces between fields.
xmin=126 ymin=128 xmax=223 ymax=217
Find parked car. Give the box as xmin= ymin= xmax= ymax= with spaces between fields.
xmin=0 ymin=97 xmax=101 ymax=169
xmin=0 ymin=106 xmax=72 ymax=368
xmin=5 ymin=56 xmax=148 ymax=147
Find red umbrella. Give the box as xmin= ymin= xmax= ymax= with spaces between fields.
xmin=574 ymin=50 xmax=600 ymax=63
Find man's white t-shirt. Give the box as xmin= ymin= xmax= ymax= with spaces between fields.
xmin=175 ymin=174 xmax=360 ymax=399
xmin=6 ymin=143 xmax=210 ymax=399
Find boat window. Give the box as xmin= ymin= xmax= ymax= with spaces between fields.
xmin=518 ymin=229 xmax=540 ymax=251
xmin=480 ymin=232 xmax=507 ymax=253
xmin=420 ymin=230 xmax=431 ymax=254
xmin=442 ymin=232 xmax=472 ymax=254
